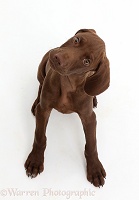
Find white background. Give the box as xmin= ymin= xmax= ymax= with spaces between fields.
xmin=0 ymin=0 xmax=139 ymax=199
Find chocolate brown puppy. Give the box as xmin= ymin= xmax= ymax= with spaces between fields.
xmin=24 ymin=29 xmax=110 ymax=187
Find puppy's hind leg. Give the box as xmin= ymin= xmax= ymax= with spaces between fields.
xmin=31 ymin=85 xmax=42 ymax=116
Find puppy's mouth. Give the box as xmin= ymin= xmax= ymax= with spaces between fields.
xmin=49 ymin=58 xmax=68 ymax=76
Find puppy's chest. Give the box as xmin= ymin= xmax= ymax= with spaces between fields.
xmin=54 ymin=77 xmax=76 ymax=114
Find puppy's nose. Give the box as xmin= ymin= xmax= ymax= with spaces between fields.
xmin=54 ymin=54 xmax=62 ymax=66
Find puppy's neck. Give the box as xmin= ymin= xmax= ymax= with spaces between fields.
xmin=60 ymin=74 xmax=85 ymax=92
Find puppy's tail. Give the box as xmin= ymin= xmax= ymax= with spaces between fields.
xmin=93 ymin=96 xmax=97 ymax=108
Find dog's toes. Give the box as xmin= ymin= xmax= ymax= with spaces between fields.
xmin=92 ymin=175 xmax=105 ymax=187
xmin=31 ymin=168 xmax=39 ymax=178
xmin=25 ymin=164 xmax=43 ymax=178
xmin=86 ymin=158 xmax=106 ymax=187
xmin=99 ymin=175 xmax=105 ymax=186
xmin=92 ymin=177 xmax=101 ymax=187
xmin=26 ymin=166 xmax=33 ymax=177
xmin=24 ymin=151 xmax=44 ymax=178
xmin=39 ymin=165 xmax=44 ymax=174
xmin=90 ymin=174 xmax=105 ymax=187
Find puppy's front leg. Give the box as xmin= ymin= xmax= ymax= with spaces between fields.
xmin=25 ymin=103 xmax=51 ymax=178
xmin=31 ymin=85 xmax=42 ymax=116
xmin=78 ymin=111 xmax=106 ymax=187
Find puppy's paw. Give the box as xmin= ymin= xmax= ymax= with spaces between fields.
xmin=24 ymin=150 xmax=44 ymax=178
xmin=86 ymin=158 xmax=106 ymax=187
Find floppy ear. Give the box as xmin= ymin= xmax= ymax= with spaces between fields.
xmin=84 ymin=57 xmax=110 ymax=96
xmin=75 ymin=29 xmax=96 ymax=35
xmin=37 ymin=50 xmax=51 ymax=84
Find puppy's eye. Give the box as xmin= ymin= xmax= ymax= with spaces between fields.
xmin=83 ymin=59 xmax=91 ymax=66
xmin=73 ymin=37 xmax=80 ymax=44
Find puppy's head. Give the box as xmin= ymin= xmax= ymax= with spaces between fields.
xmin=49 ymin=29 xmax=110 ymax=96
